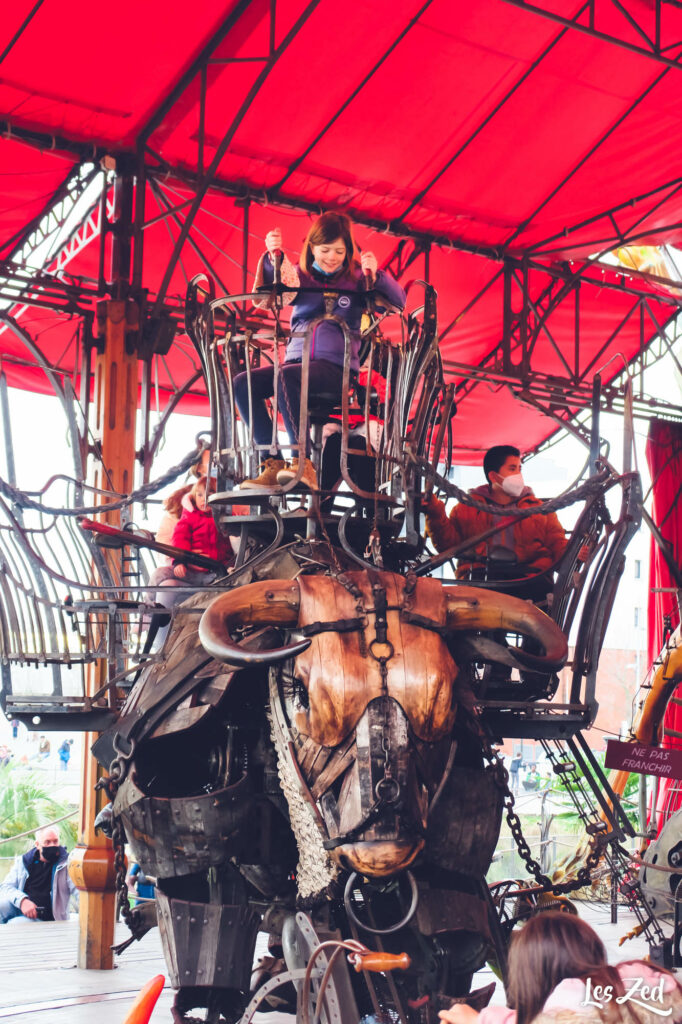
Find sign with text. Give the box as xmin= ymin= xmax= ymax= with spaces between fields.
xmin=605 ymin=740 xmax=682 ymax=780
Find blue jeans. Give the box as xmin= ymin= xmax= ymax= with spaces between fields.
xmin=233 ymin=360 xmax=346 ymax=455
xmin=0 ymin=899 xmax=25 ymax=924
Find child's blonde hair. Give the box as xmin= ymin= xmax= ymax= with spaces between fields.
xmin=163 ymin=483 xmax=192 ymax=517
xmin=189 ymin=475 xmax=215 ymax=506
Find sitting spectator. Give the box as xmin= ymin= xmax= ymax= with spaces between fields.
xmin=153 ymin=477 xmax=234 ymax=616
xmin=424 ymin=445 xmax=568 ymax=607
xmin=438 ymin=911 xmax=682 ymax=1024
xmin=0 ymin=826 xmax=77 ymax=923
xmin=169 ymin=476 xmax=234 ymax=580
xmin=154 ymin=483 xmax=193 ymax=562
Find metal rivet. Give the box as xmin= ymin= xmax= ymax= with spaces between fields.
xmin=190 ymin=917 xmax=196 ymax=923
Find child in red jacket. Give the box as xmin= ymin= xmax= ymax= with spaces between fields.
xmin=144 ymin=477 xmax=235 ymax=651
xmin=170 ymin=476 xmax=233 ymax=579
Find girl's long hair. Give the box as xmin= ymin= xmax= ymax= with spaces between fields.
xmin=300 ymin=212 xmax=359 ymax=275
xmin=508 ymin=913 xmax=625 ymax=1024
xmin=163 ymin=483 xmax=192 ymax=517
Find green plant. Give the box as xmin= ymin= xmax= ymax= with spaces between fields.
xmin=549 ymin=751 xmax=640 ymax=830
xmin=0 ymin=765 xmax=78 ymax=860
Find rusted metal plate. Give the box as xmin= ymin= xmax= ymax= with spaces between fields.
xmin=114 ymin=771 xmax=253 ymax=877
xmin=156 ymin=891 xmax=260 ymax=990
xmin=415 ymin=887 xmax=489 ymax=937
xmin=150 ymin=704 xmax=213 ymax=739
xmin=426 ymin=766 xmax=503 ymax=875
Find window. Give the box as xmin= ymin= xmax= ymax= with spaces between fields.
xmin=634 ymin=607 xmax=641 ymax=628
xmin=634 ymin=560 xmax=641 ymax=579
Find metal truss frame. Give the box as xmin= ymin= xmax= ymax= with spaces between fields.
xmin=1 ymin=0 xmax=682 ymax=474
xmin=3 ymin=0 xmax=682 ymax=272
xmin=441 ymin=256 xmax=682 ymax=457
xmin=500 ymin=0 xmax=682 ymax=70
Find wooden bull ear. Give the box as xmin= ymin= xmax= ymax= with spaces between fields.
xmin=444 ymin=586 xmax=567 ymax=673
xmin=199 ymin=580 xmax=308 ymax=665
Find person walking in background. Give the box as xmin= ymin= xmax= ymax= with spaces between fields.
xmin=57 ymin=739 xmax=72 ymax=771
xmin=509 ymin=752 xmax=522 ymax=794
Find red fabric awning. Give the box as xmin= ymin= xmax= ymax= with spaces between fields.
xmin=2 ymin=1 xmax=682 ymax=461
xmin=646 ymin=420 xmax=682 ymax=828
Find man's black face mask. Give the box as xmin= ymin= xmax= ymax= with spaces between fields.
xmin=40 ymin=845 xmax=62 ymax=864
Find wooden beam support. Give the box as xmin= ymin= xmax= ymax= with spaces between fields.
xmin=70 ymin=295 xmax=139 ymax=969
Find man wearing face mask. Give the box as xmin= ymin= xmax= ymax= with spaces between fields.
xmin=424 ymin=444 xmax=568 ymax=605
xmin=0 ymin=825 xmax=77 ymax=923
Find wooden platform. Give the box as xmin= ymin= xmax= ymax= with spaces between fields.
xmin=0 ymin=918 xmax=173 ymax=1023
xmin=0 ymin=904 xmax=669 ymax=1021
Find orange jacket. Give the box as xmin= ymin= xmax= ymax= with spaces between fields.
xmin=425 ymin=485 xmax=567 ymax=577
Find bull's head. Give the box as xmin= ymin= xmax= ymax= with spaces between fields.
xmin=199 ymin=572 xmax=566 ymax=879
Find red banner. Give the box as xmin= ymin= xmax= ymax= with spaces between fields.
xmin=605 ymin=740 xmax=682 ymax=780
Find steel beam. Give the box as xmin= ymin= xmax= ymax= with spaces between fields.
xmin=499 ymin=0 xmax=682 ymax=69
xmin=395 ymin=5 xmax=585 ymax=224
xmin=274 ymin=0 xmax=435 ymax=193
xmin=502 ymin=63 xmax=676 ymax=252
xmin=150 ymin=0 xmax=324 ymax=315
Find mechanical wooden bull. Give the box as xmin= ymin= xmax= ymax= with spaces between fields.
xmin=103 ymin=550 xmax=567 ymax=1023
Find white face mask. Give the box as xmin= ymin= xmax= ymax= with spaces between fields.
xmin=501 ymin=472 xmax=525 ymax=498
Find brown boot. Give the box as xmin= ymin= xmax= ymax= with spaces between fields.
xmin=239 ymin=458 xmax=286 ymax=489
xmin=276 ymin=458 xmax=318 ymax=489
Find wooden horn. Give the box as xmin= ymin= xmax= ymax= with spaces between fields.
xmin=199 ymin=580 xmax=308 ymax=665
xmin=444 ymin=586 xmax=568 ymax=672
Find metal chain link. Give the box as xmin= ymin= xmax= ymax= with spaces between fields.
xmin=94 ymin=739 xmax=147 ymax=944
xmin=479 ymin=726 xmax=606 ymax=895
xmin=111 ymin=811 xmax=143 ymax=937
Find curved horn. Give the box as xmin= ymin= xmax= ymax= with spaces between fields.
xmin=199 ymin=580 xmax=310 ymax=665
xmin=444 ymin=586 xmax=567 ymax=672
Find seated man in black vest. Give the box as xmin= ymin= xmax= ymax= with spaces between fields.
xmin=0 ymin=825 xmax=77 ymax=923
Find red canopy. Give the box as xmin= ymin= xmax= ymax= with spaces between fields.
xmin=2 ymin=0 xmax=682 ymax=461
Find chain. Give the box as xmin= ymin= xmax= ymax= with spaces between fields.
xmin=479 ymin=725 xmax=606 ymax=895
xmin=94 ymin=736 xmax=147 ymax=945
xmin=111 ymin=811 xmax=142 ymax=937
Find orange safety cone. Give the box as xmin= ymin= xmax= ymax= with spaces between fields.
xmin=121 ymin=974 xmax=165 ymax=1024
